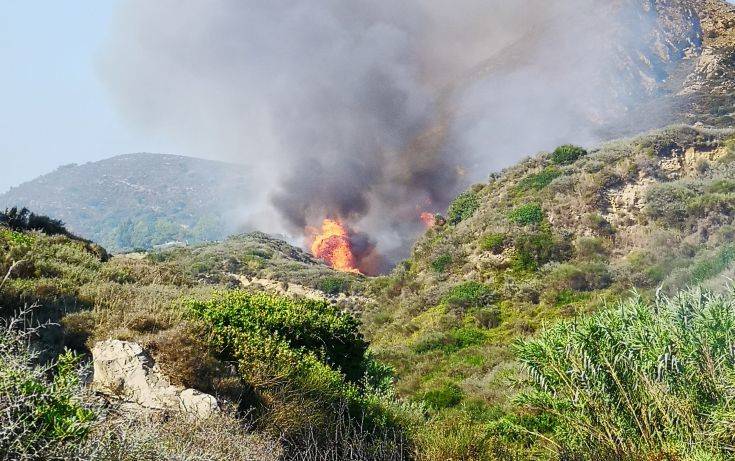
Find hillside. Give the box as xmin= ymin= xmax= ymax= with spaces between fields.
xmin=361 ymin=124 xmax=735 ymax=457
xmin=0 ymin=153 xmax=251 ymax=252
xmin=4 ymin=125 xmax=735 ymax=460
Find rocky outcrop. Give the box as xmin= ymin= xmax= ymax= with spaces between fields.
xmin=92 ymin=339 xmax=218 ymax=419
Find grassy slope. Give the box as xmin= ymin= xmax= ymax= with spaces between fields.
xmin=363 ymin=126 xmax=735 ymax=427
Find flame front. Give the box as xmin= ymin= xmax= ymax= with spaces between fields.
xmin=420 ymin=212 xmax=436 ymax=228
xmin=308 ymin=218 xmax=361 ymax=274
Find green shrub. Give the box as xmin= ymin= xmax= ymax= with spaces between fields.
xmin=0 ymin=311 xmax=95 ymax=457
xmin=442 ymin=282 xmax=497 ymax=310
xmin=511 ymin=232 xmax=570 ymax=272
xmin=318 ymin=276 xmax=351 ymax=295
xmin=481 ymin=233 xmax=507 ymax=254
xmin=550 ymin=145 xmax=587 ymax=165
xmin=431 ymin=254 xmax=453 ymax=273
xmin=690 ymin=244 xmax=735 ymax=283
xmin=516 ymin=288 xmax=735 ymax=459
xmin=585 ymin=213 xmax=615 ymax=237
xmin=575 ymin=237 xmax=607 ymax=260
xmin=644 ymin=183 xmax=697 ymax=226
xmin=508 ymin=204 xmax=544 ymax=226
xmin=186 ymin=290 xmax=413 ymax=450
xmin=420 ymin=383 xmax=464 ymax=411
xmin=687 ymin=193 xmax=735 ymax=217
xmin=413 ymin=326 xmax=488 ymax=354
xmin=516 ymin=167 xmax=562 ymax=192
xmin=447 ymin=191 xmax=480 ymax=225
xmin=470 ymin=306 xmax=501 ymax=329
xmin=708 ymin=179 xmax=735 ymax=194
xmin=546 ymin=262 xmax=612 ymax=292
xmin=187 ymin=290 xmax=368 ymax=383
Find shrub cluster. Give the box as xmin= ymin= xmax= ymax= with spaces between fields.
xmin=508 ymin=203 xmax=544 ymax=226
xmin=0 ymin=308 xmax=95 ymax=458
xmin=511 ymin=232 xmax=571 ymax=272
xmin=317 ymin=276 xmax=351 ymax=295
xmin=516 ymin=288 xmax=735 ymax=460
xmin=447 ymin=191 xmax=480 ymax=225
xmin=1 ymin=207 xmax=74 ymax=239
xmin=187 ymin=290 xmax=412 ymax=455
xmin=516 ymin=167 xmax=562 ymax=192
xmin=442 ymin=281 xmax=496 ymax=310
xmin=550 ymin=145 xmax=587 ymax=165
xmin=481 ymin=233 xmax=507 ymax=254
xmin=431 ymin=254 xmax=453 ymax=273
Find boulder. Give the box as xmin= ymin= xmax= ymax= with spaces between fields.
xmin=92 ymin=339 xmax=218 ymax=419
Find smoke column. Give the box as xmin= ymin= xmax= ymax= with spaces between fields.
xmin=100 ymin=0 xmax=693 ymax=270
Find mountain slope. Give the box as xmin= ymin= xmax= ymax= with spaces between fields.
xmin=0 ymin=153 xmax=251 ymax=252
xmin=362 ymin=125 xmax=735 ymax=453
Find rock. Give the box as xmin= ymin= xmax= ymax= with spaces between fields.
xmin=179 ymin=388 xmax=219 ymax=419
xmin=92 ymin=339 xmax=218 ymax=418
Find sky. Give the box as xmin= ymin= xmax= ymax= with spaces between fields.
xmin=0 ymin=1 xmax=179 ymax=194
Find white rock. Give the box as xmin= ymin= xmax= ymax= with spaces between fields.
xmin=92 ymin=339 xmax=218 ymax=418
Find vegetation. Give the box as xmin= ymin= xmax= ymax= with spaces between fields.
xmin=362 ymin=126 xmax=735 ymax=460
xmin=516 ymin=166 xmax=562 ymax=192
xmin=508 ymin=203 xmax=544 ymax=226
xmin=550 ymin=144 xmax=587 ymax=165
xmin=517 ymin=288 xmax=735 ymax=460
xmin=0 ymin=307 xmax=95 ymax=458
xmin=447 ymin=191 xmax=480 ymax=225
xmin=0 ymin=153 xmax=251 ymax=252
xmin=481 ymin=233 xmax=507 ymax=254
xmin=1 ymin=207 xmax=73 ymax=238
xmin=442 ymin=281 xmax=496 ymax=310
xmin=3 ymin=126 xmax=735 ymax=459
xmin=431 ymin=253 xmax=453 ymax=273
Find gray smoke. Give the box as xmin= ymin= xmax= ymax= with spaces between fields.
xmin=100 ymin=0 xmax=681 ymax=270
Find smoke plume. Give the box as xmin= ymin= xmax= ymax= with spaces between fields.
xmin=100 ymin=0 xmax=692 ymax=270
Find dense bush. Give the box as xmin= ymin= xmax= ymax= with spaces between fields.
xmin=508 ymin=203 xmax=544 ymax=226
xmin=511 ymin=232 xmax=570 ymax=272
xmin=689 ymin=243 xmax=735 ymax=283
xmin=516 ymin=167 xmax=562 ymax=192
xmin=644 ymin=183 xmax=697 ymax=226
xmin=187 ymin=290 xmax=413 ymax=455
xmin=317 ymin=276 xmax=351 ymax=295
xmin=550 ymin=145 xmax=587 ymax=165
xmin=188 ymin=290 xmax=369 ymax=383
xmin=420 ymin=383 xmax=464 ymax=411
xmin=431 ymin=254 xmax=453 ymax=273
xmin=447 ymin=192 xmax=480 ymax=225
xmin=442 ymin=281 xmax=497 ymax=310
xmin=0 ymin=308 xmax=95 ymax=458
xmin=516 ymin=288 xmax=735 ymax=460
xmin=481 ymin=233 xmax=507 ymax=254
xmin=1 ymin=207 xmax=74 ymax=239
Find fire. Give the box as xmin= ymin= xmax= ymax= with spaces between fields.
xmin=420 ymin=212 xmax=436 ymax=228
xmin=308 ymin=218 xmax=361 ymax=274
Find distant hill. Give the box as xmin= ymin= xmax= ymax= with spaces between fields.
xmin=0 ymin=153 xmax=250 ymax=252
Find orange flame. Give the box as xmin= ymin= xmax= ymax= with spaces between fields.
xmin=420 ymin=212 xmax=436 ymax=228
xmin=307 ymin=218 xmax=361 ymax=274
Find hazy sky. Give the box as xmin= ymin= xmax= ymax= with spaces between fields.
xmin=0 ymin=1 xmax=180 ymax=194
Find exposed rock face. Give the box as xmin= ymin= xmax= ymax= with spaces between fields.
xmin=92 ymin=339 xmax=218 ymax=419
